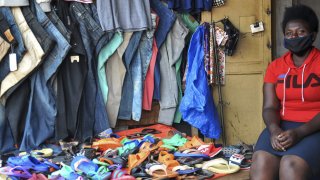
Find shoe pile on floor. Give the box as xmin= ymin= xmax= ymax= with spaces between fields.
xmin=0 ymin=126 xmax=253 ymax=180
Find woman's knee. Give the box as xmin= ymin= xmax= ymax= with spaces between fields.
xmin=280 ymin=155 xmax=310 ymax=179
xmin=250 ymin=151 xmax=280 ymax=180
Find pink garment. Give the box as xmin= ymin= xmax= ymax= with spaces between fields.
xmin=64 ymin=0 xmax=93 ymax=3
xmin=142 ymin=39 xmax=158 ymax=110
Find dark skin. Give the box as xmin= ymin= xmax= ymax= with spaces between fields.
xmin=250 ymin=19 xmax=319 ymax=180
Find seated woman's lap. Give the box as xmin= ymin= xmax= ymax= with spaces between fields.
xmin=254 ymin=120 xmax=320 ymax=177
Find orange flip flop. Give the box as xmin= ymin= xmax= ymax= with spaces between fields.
xmin=128 ymin=151 xmax=150 ymax=174
xmin=179 ymin=136 xmax=206 ymax=151
xmin=139 ymin=141 xmax=161 ymax=153
xmin=92 ymin=138 xmax=122 ymax=151
xmin=158 ymin=151 xmax=180 ymax=171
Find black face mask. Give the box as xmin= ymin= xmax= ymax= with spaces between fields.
xmin=284 ymin=34 xmax=314 ymax=55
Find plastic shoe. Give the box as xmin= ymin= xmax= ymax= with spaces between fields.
xmin=71 ymin=156 xmax=98 ymax=174
xmin=178 ymin=136 xmax=206 ymax=151
xmin=92 ymin=138 xmax=122 ymax=152
xmin=198 ymin=144 xmax=222 ymax=158
xmin=202 ymin=158 xmax=240 ymax=174
xmin=51 ymin=163 xmax=82 ymax=180
xmin=127 ymin=151 xmax=150 ymax=174
xmin=7 ymin=155 xmax=50 ymax=172
xmin=19 ymin=148 xmax=54 ymax=158
xmin=0 ymin=166 xmax=32 ymax=179
xmin=162 ymin=134 xmax=187 ymax=148
xmin=90 ymin=166 xmax=111 ymax=180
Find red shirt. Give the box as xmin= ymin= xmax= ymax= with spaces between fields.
xmin=264 ymin=48 xmax=320 ymax=122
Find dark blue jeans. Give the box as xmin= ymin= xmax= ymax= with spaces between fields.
xmin=70 ymin=2 xmax=110 ymax=141
xmin=118 ymin=31 xmax=143 ymax=120
xmin=150 ymin=0 xmax=176 ymax=100
xmin=5 ymin=80 xmax=30 ymax=149
xmin=47 ymin=10 xmax=71 ymax=43
xmin=0 ymin=7 xmax=26 ymax=153
xmin=0 ymin=12 xmax=14 ymax=43
xmin=0 ymin=104 xmax=15 ymax=154
xmin=21 ymin=6 xmax=55 ymax=56
xmin=0 ymin=7 xmax=26 ymax=81
xmin=20 ymin=2 xmax=71 ymax=151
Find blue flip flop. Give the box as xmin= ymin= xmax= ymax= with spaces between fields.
xmin=71 ymin=156 xmax=98 ymax=175
xmin=7 ymin=155 xmax=50 ymax=172
xmin=176 ymin=167 xmax=201 ymax=175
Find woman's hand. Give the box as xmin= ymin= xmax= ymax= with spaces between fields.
xmin=277 ymin=129 xmax=302 ymax=149
xmin=270 ymin=129 xmax=286 ymax=151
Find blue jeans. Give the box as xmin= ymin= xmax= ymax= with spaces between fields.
xmin=20 ymin=2 xmax=71 ymax=151
xmin=149 ymin=0 xmax=176 ymax=100
xmin=0 ymin=7 xmax=25 ymax=152
xmin=47 ymin=10 xmax=71 ymax=43
xmin=0 ymin=7 xmax=26 ymax=81
xmin=70 ymin=2 xmax=110 ymax=140
xmin=5 ymin=80 xmax=30 ymax=149
xmin=141 ymin=31 xmax=154 ymax=81
xmin=0 ymin=104 xmax=16 ymax=154
xmin=21 ymin=6 xmax=55 ymax=56
xmin=131 ymin=31 xmax=154 ymax=121
xmin=118 ymin=31 xmax=143 ymax=120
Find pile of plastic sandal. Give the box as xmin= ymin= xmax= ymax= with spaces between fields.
xmin=0 ymin=126 xmax=253 ymax=179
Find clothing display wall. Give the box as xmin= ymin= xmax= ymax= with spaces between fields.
xmin=0 ymin=0 xmax=226 ymax=153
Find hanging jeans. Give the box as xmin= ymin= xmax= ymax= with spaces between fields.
xmin=0 ymin=8 xmax=26 ymax=154
xmin=20 ymin=2 xmax=70 ymax=151
xmin=47 ymin=10 xmax=71 ymax=43
xmin=131 ymin=30 xmax=154 ymax=121
xmin=0 ymin=12 xmax=15 ymax=44
xmin=0 ymin=7 xmax=26 ymax=91
xmin=21 ymin=6 xmax=55 ymax=58
xmin=158 ymin=18 xmax=188 ymax=125
xmin=0 ymin=104 xmax=15 ymax=154
xmin=0 ymin=8 xmax=44 ymax=98
xmin=70 ymin=2 xmax=110 ymax=140
xmin=118 ymin=31 xmax=143 ymax=120
xmin=0 ymin=13 xmax=11 ymax=60
xmin=5 ymin=79 xmax=30 ymax=147
xmin=0 ymin=7 xmax=25 ymax=82
xmin=149 ymin=0 xmax=176 ymax=100
xmin=6 ymin=7 xmax=55 ymax=144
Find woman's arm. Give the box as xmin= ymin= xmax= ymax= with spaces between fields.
xmin=263 ymin=83 xmax=285 ymax=151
